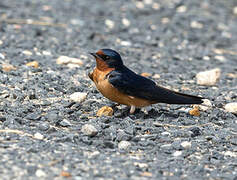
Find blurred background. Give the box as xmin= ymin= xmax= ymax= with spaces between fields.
xmin=0 ymin=0 xmax=236 ymax=68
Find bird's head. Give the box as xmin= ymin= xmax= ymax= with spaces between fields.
xmin=90 ymin=49 xmax=123 ymax=70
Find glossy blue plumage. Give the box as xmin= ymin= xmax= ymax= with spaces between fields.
xmin=93 ymin=49 xmax=204 ymax=105
xmin=108 ymin=66 xmax=203 ymax=104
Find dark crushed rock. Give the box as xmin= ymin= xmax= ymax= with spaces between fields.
xmin=0 ymin=0 xmax=237 ymax=179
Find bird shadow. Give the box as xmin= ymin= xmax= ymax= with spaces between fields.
xmin=112 ymin=106 xmax=179 ymax=120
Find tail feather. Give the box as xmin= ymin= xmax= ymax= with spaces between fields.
xmin=162 ymin=90 xmax=204 ymax=104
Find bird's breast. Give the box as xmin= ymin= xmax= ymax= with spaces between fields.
xmin=91 ymin=68 xmax=153 ymax=107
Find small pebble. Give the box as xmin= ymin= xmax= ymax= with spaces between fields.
xmin=141 ymin=172 xmax=153 ymax=177
xmin=190 ymin=21 xmax=203 ymax=29
xmin=26 ymin=61 xmax=39 ymax=68
xmin=60 ymin=171 xmax=72 ymax=177
xmin=233 ymin=7 xmax=237 ymax=15
xmin=42 ymin=51 xmax=51 ymax=56
xmin=203 ymin=56 xmax=210 ymax=61
xmin=122 ymin=18 xmax=130 ymax=27
xmin=180 ymin=141 xmax=192 ymax=149
xmin=59 ymin=119 xmax=71 ymax=127
xmin=143 ymin=0 xmax=153 ymax=5
xmin=35 ymin=169 xmax=46 ymax=177
xmin=34 ymin=132 xmax=44 ymax=140
xmin=160 ymin=144 xmax=172 ymax=149
xmin=70 ymin=92 xmax=87 ymax=103
xmin=177 ymin=5 xmax=187 ymax=13
xmin=118 ymin=141 xmax=131 ymax=150
xmin=197 ymin=99 xmax=212 ymax=111
xmin=135 ymin=1 xmax=144 ymax=9
xmin=134 ymin=162 xmax=148 ymax=168
xmin=223 ymin=151 xmax=237 ymax=157
xmin=224 ymin=102 xmax=237 ymax=114
xmin=120 ymin=41 xmax=131 ymax=46
xmin=153 ymin=74 xmax=160 ymax=79
xmin=173 ymin=151 xmax=182 ymax=157
xmin=96 ymin=106 xmax=113 ymax=116
xmin=152 ymin=3 xmax=160 ymax=10
xmin=81 ymin=124 xmax=98 ymax=136
xmin=215 ymin=55 xmax=226 ymax=62
xmin=196 ymin=68 xmax=221 ymax=86
xmin=141 ymin=72 xmax=152 ymax=77
xmin=105 ymin=19 xmax=114 ymax=29
xmin=38 ymin=122 xmax=50 ymax=131
xmin=116 ymin=38 xmax=131 ymax=46
xmin=22 ymin=50 xmax=33 ymax=56
xmin=56 ymin=56 xmax=83 ymax=66
xmin=189 ymin=106 xmax=200 ymax=116
xmin=161 ymin=132 xmax=171 ymax=136
xmin=0 ymin=53 xmax=5 ymax=59
xmin=2 ymin=64 xmax=16 ymax=72
xmin=161 ymin=17 xmax=170 ymax=24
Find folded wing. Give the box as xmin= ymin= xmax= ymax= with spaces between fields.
xmin=108 ymin=67 xmax=203 ymax=104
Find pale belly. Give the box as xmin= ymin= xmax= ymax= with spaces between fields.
xmin=95 ymin=77 xmax=153 ymax=107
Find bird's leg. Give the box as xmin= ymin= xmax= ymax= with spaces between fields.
xmin=110 ymin=103 xmax=120 ymax=108
xmin=129 ymin=105 xmax=136 ymax=114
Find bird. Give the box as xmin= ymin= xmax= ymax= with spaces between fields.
xmin=88 ymin=49 xmax=204 ymax=114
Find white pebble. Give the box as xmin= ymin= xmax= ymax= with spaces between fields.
xmin=160 ymin=144 xmax=172 ymax=149
xmin=34 ymin=132 xmax=44 ymax=140
xmin=197 ymin=99 xmax=212 ymax=111
xmin=161 ymin=17 xmax=170 ymax=24
xmin=22 ymin=50 xmax=33 ymax=56
xmin=135 ymin=2 xmax=144 ymax=9
xmin=224 ymin=102 xmax=237 ymax=114
xmin=120 ymin=41 xmax=131 ymax=46
xmin=177 ymin=5 xmax=187 ymax=13
xmin=118 ymin=141 xmax=131 ymax=150
xmin=153 ymin=74 xmax=160 ymax=79
xmin=81 ymin=124 xmax=98 ymax=136
xmin=143 ymin=0 xmax=153 ymax=5
xmin=181 ymin=141 xmax=192 ymax=149
xmin=134 ymin=162 xmax=148 ymax=168
xmin=215 ymin=55 xmax=226 ymax=62
xmin=233 ymin=7 xmax=237 ymax=15
xmin=35 ymin=169 xmax=46 ymax=177
xmin=122 ymin=18 xmax=131 ymax=27
xmin=152 ymin=3 xmax=160 ymax=10
xmin=105 ymin=19 xmax=115 ymax=29
xmin=190 ymin=21 xmax=203 ymax=29
xmin=56 ymin=56 xmax=83 ymax=65
xmin=203 ymin=56 xmax=210 ymax=61
xmin=224 ymin=151 xmax=237 ymax=157
xmin=150 ymin=24 xmax=157 ymax=30
xmin=70 ymin=92 xmax=87 ymax=103
xmin=0 ymin=53 xmax=5 ymax=59
xmin=42 ymin=51 xmax=52 ymax=56
xmin=196 ymin=68 xmax=221 ymax=86
xmin=173 ymin=151 xmax=182 ymax=157
xmin=161 ymin=131 xmax=170 ymax=136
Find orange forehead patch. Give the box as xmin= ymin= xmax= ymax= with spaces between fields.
xmin=96 ymin=50 xmax=104 ymax=56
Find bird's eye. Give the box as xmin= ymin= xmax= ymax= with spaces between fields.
xmin=104 ymin=55 xmax=110 ymax=60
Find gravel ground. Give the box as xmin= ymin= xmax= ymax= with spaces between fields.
xmin=0 ymin=0 xmax=237 ymax=179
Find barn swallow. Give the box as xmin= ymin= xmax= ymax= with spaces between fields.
xmin=88 ymin=49 xmax=204 ymax=114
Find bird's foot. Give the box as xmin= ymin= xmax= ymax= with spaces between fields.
xmin=110 ymin=103 xmax=120 ymax=109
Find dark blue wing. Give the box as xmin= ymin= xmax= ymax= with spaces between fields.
xmin=108 ymin=66 xmax=203 ymax=104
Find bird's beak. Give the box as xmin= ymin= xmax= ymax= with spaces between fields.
xmin=90 ymin=52 xmax=104 ymax=61
xmin=90 ymin=52 xmax=98 ymax=58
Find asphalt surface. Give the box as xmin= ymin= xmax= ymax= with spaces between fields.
xmin=0 ymin=0 xmax=237 ymax=179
